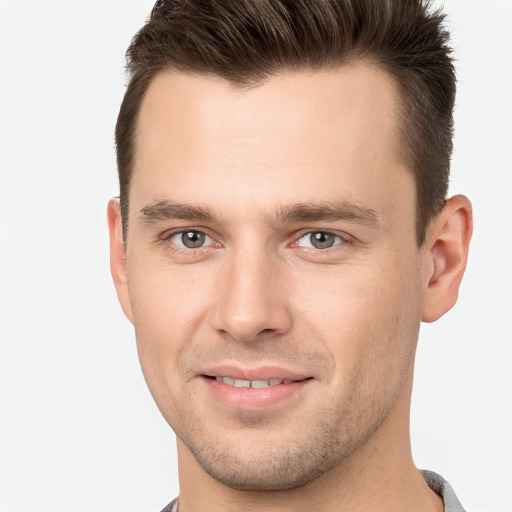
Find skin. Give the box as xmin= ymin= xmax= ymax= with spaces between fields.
xmin=108 ymin=64 xmax=472 ymax=512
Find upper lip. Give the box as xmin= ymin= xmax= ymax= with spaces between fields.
xmin=201 ymin=365 xmax=310 ymax=381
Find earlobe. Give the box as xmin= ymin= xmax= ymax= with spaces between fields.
xmin=421 ymin=195 xmax=473 ymax=323
xmin=107 ymin=198 xmax=134 ymax=323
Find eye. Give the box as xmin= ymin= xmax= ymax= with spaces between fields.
xmin=169 ymin=230 xmax=213 ymax=249
xmin=296 ymin=231 xmax=344 ymax=250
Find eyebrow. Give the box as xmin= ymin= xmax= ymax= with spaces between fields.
xmin=275 ymin=201 xmax=379 ymax=226
xmin=139 ymin=199 xmax=379 ymax=227
xmin=140 ymin=201 xmax=218 ymax=224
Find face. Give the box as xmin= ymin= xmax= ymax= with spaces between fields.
xmin=115 ymin=65 xmax=428 ymax=490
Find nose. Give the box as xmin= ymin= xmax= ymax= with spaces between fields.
xmin=211 ymin=248 xmax=293 ymax=343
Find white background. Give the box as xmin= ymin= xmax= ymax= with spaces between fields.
xmin=0 ymin=1 xmax=511 ymax=511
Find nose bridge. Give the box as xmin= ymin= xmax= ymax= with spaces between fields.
xmin=213 ymin=240 xmax=291 ymax=342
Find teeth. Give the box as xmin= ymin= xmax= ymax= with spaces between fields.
xmin=215 ymin=377 xmax=294 ymax=388
xmin=234 ymin=378 xmax=251 ymax=388
xmin=251 ymin=380 xmax=271 ymax=388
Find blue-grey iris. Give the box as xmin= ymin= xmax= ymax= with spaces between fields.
xmin=310 ymin=232 xmax=336 ymax=249
xmin=182 ymin=231 xmax=205 ymax=248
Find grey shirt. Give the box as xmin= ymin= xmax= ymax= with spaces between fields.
xmin=159 ymin=470 xmax=466 ymax=512
xmin=421 ymin=470 xmax=467 ymax=512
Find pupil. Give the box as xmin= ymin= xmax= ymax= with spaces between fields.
xmin=311 ymin=232 xmax=335 ymax=249
xmin=182 ymin=231 xmax=205 ymax=248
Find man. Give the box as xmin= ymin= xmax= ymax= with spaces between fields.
xmin=108 ymin=0 xmax=472 ymax=511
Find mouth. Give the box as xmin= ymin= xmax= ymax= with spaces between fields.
xmin=200 ymin=368 xmax=313 ymax=411
xmin=205 ymin=375 xmax=307 ymax=388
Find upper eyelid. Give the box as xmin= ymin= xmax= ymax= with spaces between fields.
xmin=161 ymin=227 xmax=213 ymax=239
xmin=297 ymin=230 xmax=344 ymax=239
xmin=293 ymin=228 xmax=352 ymax=243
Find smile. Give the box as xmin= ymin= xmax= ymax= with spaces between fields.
xmin=203 ymin=373 xmax=313 ymax=411
xmin=213 ymin=376 xmax=298 ymax=388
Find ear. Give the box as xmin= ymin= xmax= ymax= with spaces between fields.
xmin=421 ymin=195 xmax=473 ymax=323
xmin=107 ymin=198 xmax=134 ymax=323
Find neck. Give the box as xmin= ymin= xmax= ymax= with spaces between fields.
xmin=175 ymin=376 xmax=443 ymax=512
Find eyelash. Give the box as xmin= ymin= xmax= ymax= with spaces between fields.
xmin=292 ymin=231 xmax=348 ymax=251
xmin=160 ymin=228 xmax=351 ymax=254
xmin=160 ymin=229 xmax=218 ymax=254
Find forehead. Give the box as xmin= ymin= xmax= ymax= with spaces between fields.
xmin=131 ymin=64 xmax=412 ymax=223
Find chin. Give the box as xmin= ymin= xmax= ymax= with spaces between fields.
xmin=179 ymin=421 xmax=350 ymax=492
xmin=195 ymin=449 xmax=330 ymax=491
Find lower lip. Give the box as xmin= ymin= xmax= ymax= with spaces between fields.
xmin=202 ymin=377 xmax=312 ymax=411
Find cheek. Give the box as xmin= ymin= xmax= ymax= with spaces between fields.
xmin=293 ymin=254 xmax=422 ymax=381
xmin=127 ymin=263 xmax=216 ymax=394
xmin=129 ymin=261 xmax=213 ymax=336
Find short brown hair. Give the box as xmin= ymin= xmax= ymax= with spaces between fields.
xmin=115 ymin=0 xmax=455 ymax=245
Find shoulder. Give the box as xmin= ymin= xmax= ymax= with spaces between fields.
xmin=158 ymin=497 xmax=178 ymax=512
xmin=421 ymin=470 xmax=467 ymax=512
